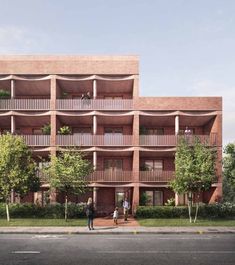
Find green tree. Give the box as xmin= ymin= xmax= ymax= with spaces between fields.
xmin=170 ymin=137 xmax=216 ymax=223
xmin=0 ymin=133 xmax=40 ymax=221
xmin=43 ymin=149 xmax=93 ymax=221
xmin=223 ymin=143 xmax=235 ymax=202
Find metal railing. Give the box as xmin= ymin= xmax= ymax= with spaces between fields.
xmin=56 ymin=135 xmax=133 ymax=146
xmin=0 ymin=99 xmax=50 ymax=110
xmin=56 ymin=99 xmax=133 ymax=110
xmin=139 ymin=170 xmax=175 ymax=182
xmin=87 ymin=171 xmax=133 ymax=182
xmin=21 ymin=135 xmax=50 ymax=146
xmin=140 ymin=134 xmax=217 ymax=146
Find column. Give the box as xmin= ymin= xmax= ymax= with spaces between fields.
xmin=133 ymin=75 xmax=139 ymax=99
xmin=11 ymin=115 xmax=15 ymax=134
xmin=93 ymin=79 xmax=97 ymax=99
xmin=11 ymin=79 xmax=15 ymax=98
xmin=93 ymin=187 xmax=98 ymax=209
xmin=132 ymin=149 xmax=140 ymax=214
xmin=175 ymin=115 xmax=179 ymax=135
xmin=93 ymin=115 xmax=97 ymax=135
xmin=93 ymin=151 xmax=97 ymax=170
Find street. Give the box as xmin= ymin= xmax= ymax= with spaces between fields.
xmin=0 ymin=234 xmax=234 ymax=265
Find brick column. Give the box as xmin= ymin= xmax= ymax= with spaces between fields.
xmin=93 ymin=151 xmax=97 ymax=170
xmin=211 ymin=113 xmax=223 ymax=202
xmin=133 ymin=75 xmax=139 ymax=99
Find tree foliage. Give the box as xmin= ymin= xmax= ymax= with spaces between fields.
xmin=170 ymin=136 xmax=216 ymax=222
xmin=43 ymin=149 xmax=93 ymax=221
xmin=223 ymin=143 xmax=235 ymax=202
xmin=0 ymin=133 xmax=40 ymax=221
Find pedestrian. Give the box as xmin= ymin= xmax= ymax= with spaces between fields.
xmin=113 ymin=207 xmax=119 ymax=225
xmin=123 ymin=198 xmax=129 ymax=221
xmin=86 ymin=197 xmax=95 ymax=230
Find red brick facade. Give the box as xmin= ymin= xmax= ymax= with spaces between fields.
xmin=0 ymin=55 xmax=222 ymax=214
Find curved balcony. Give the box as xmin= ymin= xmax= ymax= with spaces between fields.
xmin=140 ymin=170 xmax=174 ymax=182
xmin=0 ymin=99 xmax=50 ymax=110
xmin=22 ymin=135 xmax=50 ymax=146
xmin=56 ymin=135 xmax=133 ymax=146
xmin=87 ymin=171 xmax=132 ymax=182
xmin=56 ymin=99 xmax=133 ymax=110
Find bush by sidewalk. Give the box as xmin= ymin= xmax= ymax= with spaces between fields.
xmin=136 ymin=203 xmax=235 ymax=219
xmin=0 ymin=203 xmax=86 ymax=219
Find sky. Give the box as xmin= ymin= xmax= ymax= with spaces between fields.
xmin=0 ymin=0 xmax=234 ymax=145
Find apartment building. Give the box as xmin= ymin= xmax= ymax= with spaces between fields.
xmin=0 ymin=55 xmax=222 ymax=214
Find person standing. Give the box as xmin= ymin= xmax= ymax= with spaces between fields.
xmin=86 ymin=197 xmax=95 ymax=230
xmin=113 ymin=207 xmax=119 ymax=225
xmin=123 ymin=198 xmax=129 ymax=221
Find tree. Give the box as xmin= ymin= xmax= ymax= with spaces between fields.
xmin=223 ymin=143 xmax=235 ymax=202
xmin=43 ymin=149 xmax=93 ymax=221
xmin=170 ymin=136 xmax=216 ymax=223
xmin=0 ymin=133 xmax=40 ymax=221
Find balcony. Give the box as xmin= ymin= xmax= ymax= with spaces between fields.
xmin=21 ymin=135 xmax=50 ymax=146
xmin=56 ymin=99 xmax=133 ymax=110
xmin=140 ymin=170 xmax=174 ymax=182
xmin=87 ymin=171 xmax=132 ymax=182
xmin=56 ymin=135 xmax=133 ymax=146
xmin=140 ymin=133 xmax=217 ymax=146
xmin=0 ymin=99 xmax=50 ymax=110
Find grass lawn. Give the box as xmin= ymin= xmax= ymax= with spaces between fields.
xmin=0 ymin=218 xmax=87 ymax=227
xmin=137 ymin=218 xmax=235 ymax=227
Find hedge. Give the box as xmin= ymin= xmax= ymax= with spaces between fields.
xmin=0 ymin=203 xmax=86 ymax=219
xmin=136 ymin=203 xmax=235 ymax=219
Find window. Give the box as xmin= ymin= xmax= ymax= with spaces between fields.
xmin=33 ymin=128 xmax=42 ymax=135
xmin=73 ymin=127 xmax=91 ymax=134
xmin=104 ymin=159 xmax=123 ymax=171
xmin=104 ymin=127 xmax=123 ymax=135
xmin=144 ymin=160 xmax=163 ymax=171
xmin=105 ymin=96 xmax=123 ymax=99
xmin=146 ymin=128 xmax=164 ymax=135
xmin=144 ymin=190 xmax=163 ymax=206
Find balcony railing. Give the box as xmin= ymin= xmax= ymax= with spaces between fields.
xmin=87 ymin=171 xmax=133 ymax=182
xmin=56 ymin=99 xmax=133 ymax=110
xmin=140 ymin=170 xmax=175 ymax=182
xmin=140 ymin=134 xmax=217 ymax=146
xmin=57 ymin=135 xmax=133 ymax=146
xmin=21 ymin=135 xmax=50 ymax=146
xmin=0 ymin=99 xmax=50 ymax=110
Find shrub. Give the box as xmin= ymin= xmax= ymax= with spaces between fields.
xmin=0 ymin=203 xmax=86 ymax=219
xmin=136 ymin=203 xmax=235 ymax=219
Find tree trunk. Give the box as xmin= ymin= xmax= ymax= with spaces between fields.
xmin=6 ymin=200 xmax=10 ymax=222
xmin=187 ymin=192 xmax=192 ymax=223
xmin=65 ymin=195 xmax=68 ymax=222
xmin=194 ymin=194 xmax=200 ymax=223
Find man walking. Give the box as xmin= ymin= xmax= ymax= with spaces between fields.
xmin=123 ymin=198 xmax=129 ymax=221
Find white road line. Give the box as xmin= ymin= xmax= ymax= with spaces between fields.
xmin=12 ymin=251 xmax=40 ymax=254
xmin=105 ymin=237 xmax=213 ymax=240
xmin=97 ymin=250 xmax=235 ymax=254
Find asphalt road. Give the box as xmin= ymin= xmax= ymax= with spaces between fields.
xmin=0 ymin=234 xmax=234 ymax=265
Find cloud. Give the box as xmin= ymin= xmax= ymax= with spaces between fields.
xmin=189 ymin=79 xmax=235 ymax=145
xmin=0 ymin=25 xmax=48 ymax=53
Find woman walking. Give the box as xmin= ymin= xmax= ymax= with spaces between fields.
xmin=86 ymin=197 xmax=95 ymax=230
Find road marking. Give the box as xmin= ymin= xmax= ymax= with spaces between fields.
xmin=105 ymin=237 xmax=213 ymax=240
xmin=97 ymin=250 xmax=235 ymax=254
xmin=12 ymin=251 xmax=40 ymax=254
xmin=32 ymin=235 xmax=67 ymax=240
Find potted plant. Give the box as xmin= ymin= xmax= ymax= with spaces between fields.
xmin=41 ymin=124 xmax=51 ymax=135
xmin=58 ymin=126 xmax=72 ymax=135
xmin=0 ymin=89 xmax=10 ymax=99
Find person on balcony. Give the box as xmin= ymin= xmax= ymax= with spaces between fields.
xmin=184 ymin=126 xmax=191 ymax=135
